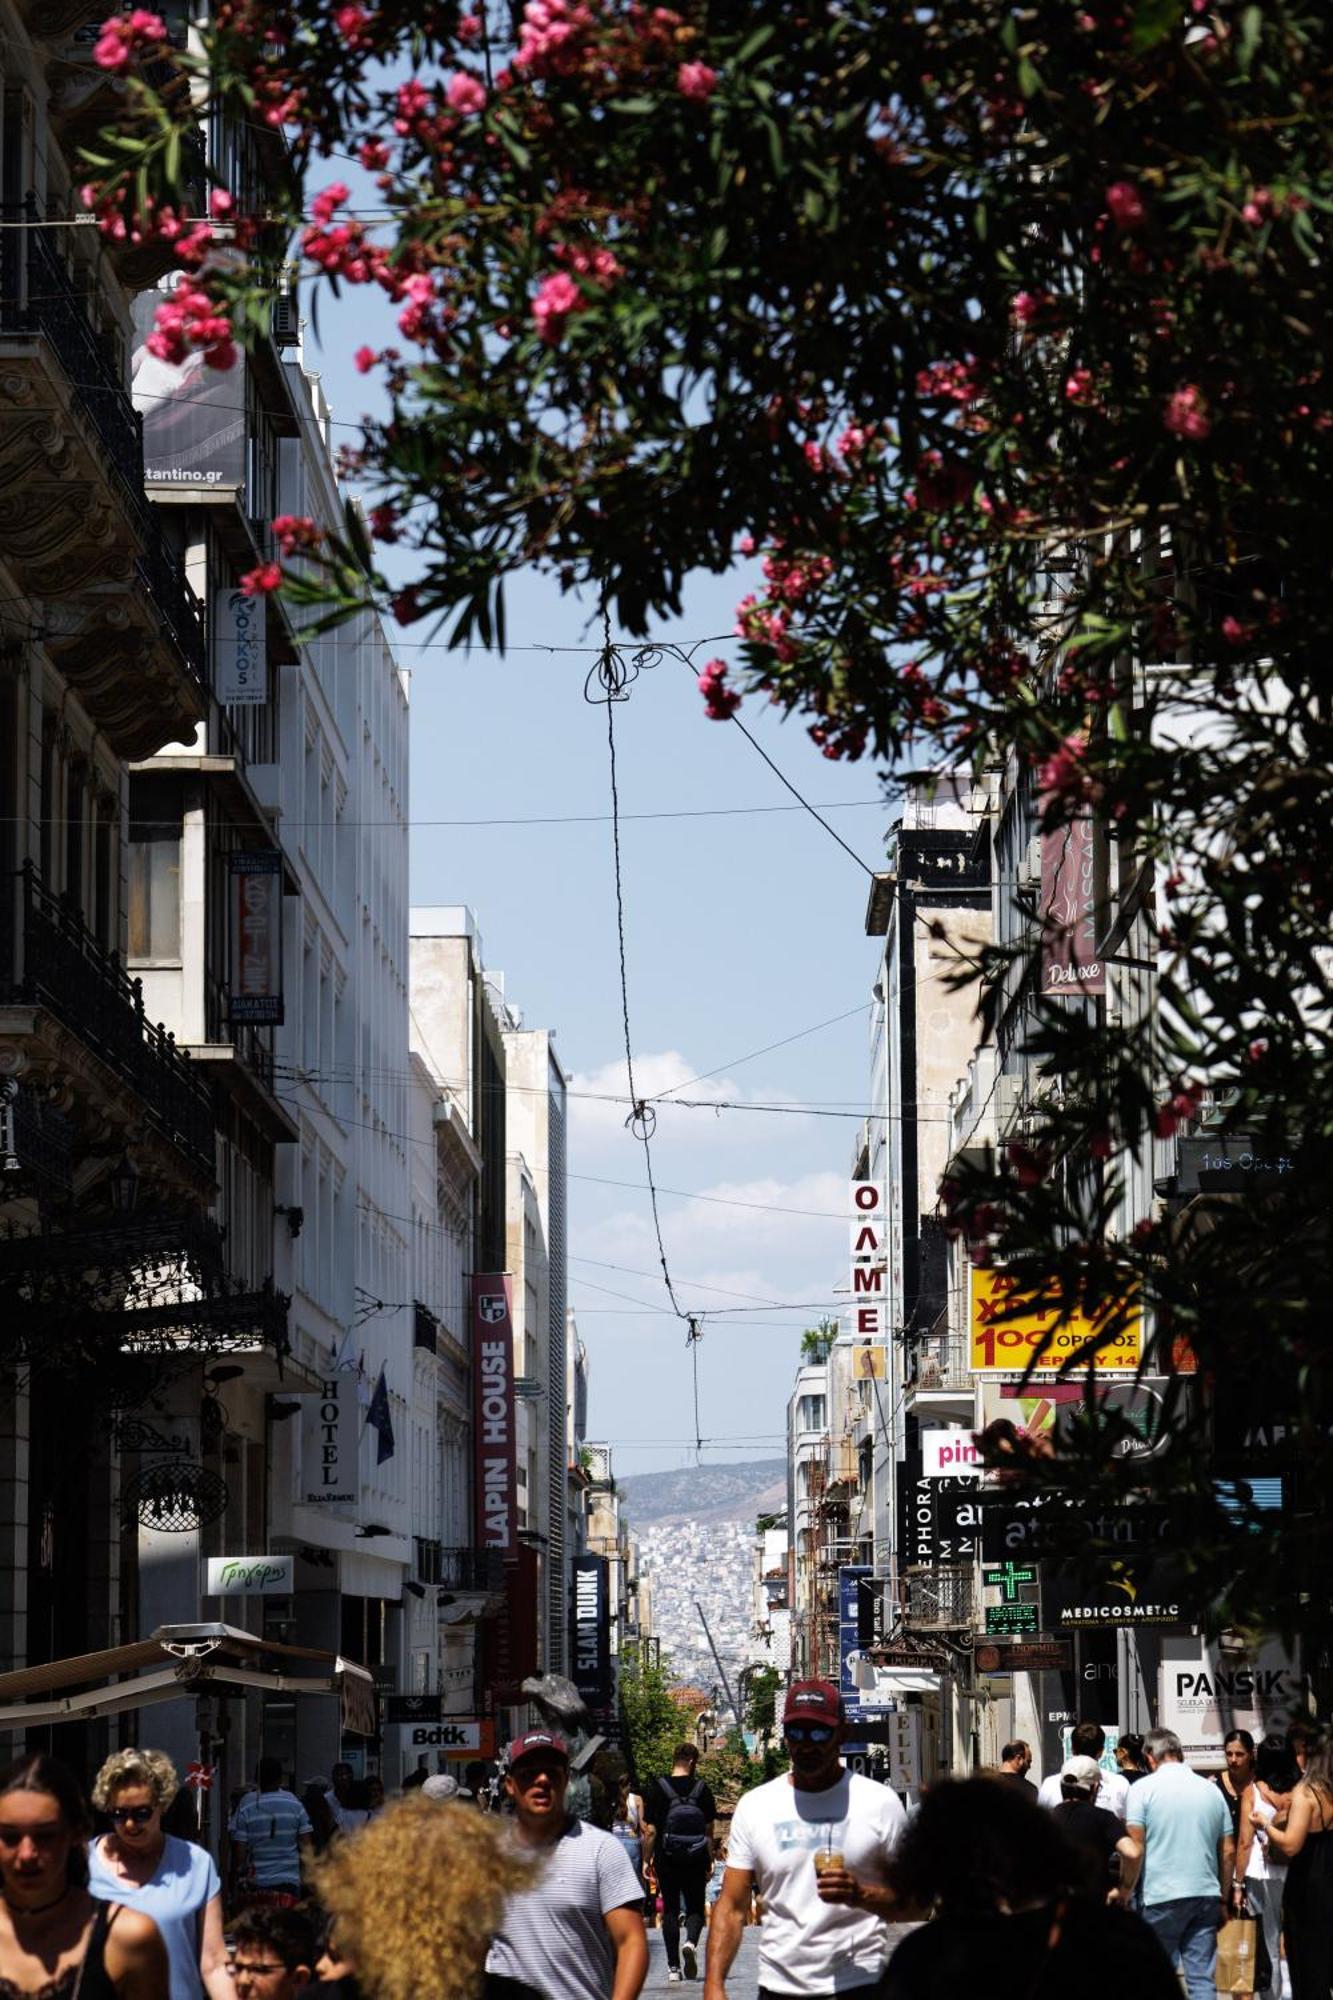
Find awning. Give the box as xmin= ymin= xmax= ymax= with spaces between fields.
xmin=0 ymin=1623 xmax=376 ymax=1734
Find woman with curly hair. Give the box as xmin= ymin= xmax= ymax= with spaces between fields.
xmin=87 ymin=1750 xmax=233 ymax=2000
xmin=308 ymin=1796 xmax=538 ymax=2000
xmin=882 ymin=1778 xmax=1182 ymax=2000
xmin=0 ymin=1753 xmax=166 ymax=2000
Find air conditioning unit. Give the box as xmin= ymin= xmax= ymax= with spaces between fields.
xmin=272 ymin=279 xmax=301 ymax=348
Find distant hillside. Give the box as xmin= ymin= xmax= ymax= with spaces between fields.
xmin=618 ymin=1457 xmax=786 ymax=1528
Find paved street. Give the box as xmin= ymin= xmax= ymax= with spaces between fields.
xmin=641 ymin=1920 xmax=920 ymax=1997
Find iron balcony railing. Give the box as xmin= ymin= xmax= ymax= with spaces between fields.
xmin=2 ymin=208 xmax=206 ymax=694
xmin=3 ymin=866 xmax=214 ymax=1178
xmin=437 ymin=1548 xmax=506 ymax=1595
xmin=904 ymin=1563 xmax=975 ymax=1631
xmin=910 ymin=1331 xmax=974 ymax=1393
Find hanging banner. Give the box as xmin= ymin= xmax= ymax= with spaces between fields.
xmin=851 ymin=1346 xmax=887 ymax=1382
xmin=970 ymin=1268 xmax=1140 ymax=1373
xmin=1158 ymin=1637 xmax=1311 ymax=1762
xmin=1041 ymin=815 xmax=1105 ymax=996
xmin=228 ymin=851 xmax=284 ymax=1024
xmin=472 ymin=1274 xmax=518 ymax=1555
xmin=570 ymin=1555 xmax=612 ymax=1709
xmin=978 ymin=1379 xmax=1187 ymax=1460
xmin=132 ymin=282 xmax=246 ymax=487
xmin=218 ymin=587 xmax=268 ymax=706
xmin=300 ymin=1369 xmax=358 ymax=1508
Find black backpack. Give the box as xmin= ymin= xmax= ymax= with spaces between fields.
xmin=659 ymin=1777 xmax=711 ymax=1861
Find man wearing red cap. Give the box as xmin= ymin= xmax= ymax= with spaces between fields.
xmin=486 ymin=1730 xmax=648 ymax=2000
xmin=705 ymin=1681 xmax=906 ymax=2000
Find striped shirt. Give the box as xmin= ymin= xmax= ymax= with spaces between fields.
xmin=487 ymin=1818 xmax=643 ymax=2000
xmin=230 ymin=1789 xmax=312 ymax=1888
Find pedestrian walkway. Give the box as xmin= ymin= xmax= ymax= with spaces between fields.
xmin=641 ymin=1921 xmax=920 ymax=1997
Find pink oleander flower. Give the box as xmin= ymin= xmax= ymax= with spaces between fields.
xmin=1105 ymin=180 xmax=1147 ymax=230
xmin=209 ymin=188 xmax=236 ymax=221
xmin=310 ymin=182 xmax=350 ymax=228
xmin=1164 ymin=383 xmax=1211 ymax=440
xmin=1064 ymin=367 xmax=1096 ymax=405
xmin=531 ymin=270 xmax=582 ymax=345
xmin=334 ymin=4 xmax=371 ymax=40
xmin=677 ymin=61 xmax=718 ymax=101
xmin=354 ymin=345 xmax=378 ymax=374
xmin=458 ymin=13 xmax=483 ymax=39
xmin=446 ymin=70 xmax=487 ymax=114
xmin=93 ymin=8 xmax=167 ymax=71
xmin=697 ymin=658 xmax=740 ymax=720
xmin=271 ymin=515 xmax=322 ymax=556
xmin=240 ymin=562 xmax=283 ymax=596
xmin=1037 ymin=731 xmax=1092 ymax=804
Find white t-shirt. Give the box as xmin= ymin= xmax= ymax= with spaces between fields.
xmin=1037 ymin=1767 xmax=1131 ymax=1821
xmin=725 ymin=1769 xmax=906 ymax=1996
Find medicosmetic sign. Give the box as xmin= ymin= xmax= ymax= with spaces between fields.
xmin=471 ymin=1275 xmax=518 ymax=1555
xmin=970 ymin=1268 xmax=1141 ymax=1373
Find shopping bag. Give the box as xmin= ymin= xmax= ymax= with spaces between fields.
xmin=1216 ymin=1915 xmax=1259 ymax=1994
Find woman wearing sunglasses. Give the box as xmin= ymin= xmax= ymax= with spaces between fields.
xmin=88 ymin=1753 xmax=233 ymax=2000
xmin=0 ymin=1753 xmax=166 ymax=2000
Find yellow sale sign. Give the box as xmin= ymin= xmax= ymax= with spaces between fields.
xmin=970 ymin=1268 xmax=1141 ymax=1373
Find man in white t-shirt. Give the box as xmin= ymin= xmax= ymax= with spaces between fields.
xmin=1036 ymin=1722 xmax=1130 ymax=1821
xmin=705 ymin=1680 xmax=906 ymax=2000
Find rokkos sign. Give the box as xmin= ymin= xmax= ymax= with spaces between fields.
xmin=471 ymin=1275 xmax=518 ymax=1555
xmin=970 ymin=1268 xmax=1140 ymax=1374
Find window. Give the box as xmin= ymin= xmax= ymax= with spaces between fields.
xmin=128 ymin=780 xmax=182 ymax=959
xmin=798 ymin=1395 xmax=826 ymax=1433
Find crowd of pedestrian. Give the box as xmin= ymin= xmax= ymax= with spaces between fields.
xmin=1 ymin=1704 xmax=1329 ymax=2000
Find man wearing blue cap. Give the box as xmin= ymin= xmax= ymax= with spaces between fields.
xmin=487 ymin=1730 xmax=648 ymax=2000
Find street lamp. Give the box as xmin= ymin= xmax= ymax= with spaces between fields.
xmin=109 ymin=1152 xmax=140 ymax=1214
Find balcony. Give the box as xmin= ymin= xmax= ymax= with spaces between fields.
xmin=185 ymin=970 xmax=296 ymax=1145
xmin=904 ymin=1563 xmax=975 ymax=1631
xmin=906 ymin=1328 xmax=975 ymax=1417
xmin=0 ymin=212 xmax=206 ymax=755
xmin=438 ymin=1548 xmax=506 ymax=1595
xmin=0 ymin=865 xmax=214 ymax=1188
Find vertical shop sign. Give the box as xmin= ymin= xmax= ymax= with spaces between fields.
xmin=228 ymin=851 xmax=283 ymax=1024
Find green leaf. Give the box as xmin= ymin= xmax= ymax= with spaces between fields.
xmin=1238 ymin=4 xmax=1263 ymax=74
xmin=1129 ymin=0 xmax=1180 ymax=51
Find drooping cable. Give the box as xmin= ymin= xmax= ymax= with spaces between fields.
xmin=588 ymin=609 xmax=690 ymax=1326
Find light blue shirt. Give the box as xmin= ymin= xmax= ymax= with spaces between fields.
xmin=1127 ymin=1760 xmax=1231 ymax=1904
xmin=230 ymin=1789 xmax=312 ymax=1889
xmin=88 ymin=1832 xmax=219 ymax=2000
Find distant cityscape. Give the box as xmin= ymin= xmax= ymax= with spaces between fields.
xmin=639 ymin=1517 xmax=760 ymax=1709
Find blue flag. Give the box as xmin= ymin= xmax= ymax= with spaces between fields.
xmin=366 ymin=1364 xmax=395 ymax=1465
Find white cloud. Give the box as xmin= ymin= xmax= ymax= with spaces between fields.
xmin=567 ymin=1049 xmax=808 ymax=1156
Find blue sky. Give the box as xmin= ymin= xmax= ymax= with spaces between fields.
xmin=309 ymin=276 xmax=892 ymax=1476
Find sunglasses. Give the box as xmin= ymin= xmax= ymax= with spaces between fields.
xmin=110 ymin=1805 xmax=156 ymax=1826
xmin=784 ymin=1723 xmax=835 ymax=1745
xmin=0 ymin=1824 xmax=64 ymax=1849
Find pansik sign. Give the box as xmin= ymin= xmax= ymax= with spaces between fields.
xmin=1158 ymin=1637 xmax=1310 ymax=1760
xmin=206 ymin=1555 xmax=293 ymax=1595
xmin=970 ymin=1269 xmax=1140 ymax=1373
xmin=218 ymin=588 xmax=268 ymax=706
xmin=1040 ymin=815 xmax=1104 ymax=997
xmin=300 ymin=1371 xmax=357 ymax=1508
xmin=228 ymin=851 xmax=283 ymax=1025
xmin=571 ymin=1555 xmax=612 ymax=1709
xmin=472 ymin=1275 xmax=518 ymax=1554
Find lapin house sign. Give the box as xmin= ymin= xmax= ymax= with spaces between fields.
xmin=472 ymin=1275 xmax=518 ymax=1555
xmin=849 ymin=1180 xmax=886 ymax=1339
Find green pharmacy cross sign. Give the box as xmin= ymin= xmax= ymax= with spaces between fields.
xmin=984 ymin=1561 xmax=1037 ymax=1604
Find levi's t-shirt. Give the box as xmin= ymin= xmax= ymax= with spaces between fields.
xmin=725 ymin=1769 xmax=906 ymax=1995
